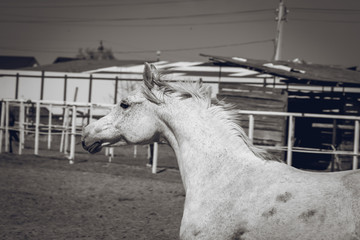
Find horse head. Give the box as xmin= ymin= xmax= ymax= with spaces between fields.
xmin=81 ymin=62 xmax=161 ymax=154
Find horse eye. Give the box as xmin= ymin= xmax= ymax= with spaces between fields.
xmin=120 ymin=102 xmax=130 ymax=109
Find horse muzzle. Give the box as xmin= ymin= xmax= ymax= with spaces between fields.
xmin=81 ymin=140 xmax=103 ymax=154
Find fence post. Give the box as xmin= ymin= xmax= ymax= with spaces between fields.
xmin=69 ymin=105 xmax=76 ymax=164
xmin=4 ymin=101 xmax=9 ymax=152
xmin=63 ymin=75 xmax=68 ymax=102
xmin=47 ymin=104 xmax=52 ymax=149
xmin=114 ymin=76 xmax=119 ymax=104
xmin=147 ymin=144 xmax=151 ymax=159
xmin=19 ymin=101 xmax=25 ymax=155
xmin=109 ymin=147 xmax=114 ymax=162
xmin=60 ymin=106 xmax=69 ymax=152
xmin=89 ymin=104 xmax=93 ymax=124
xmin=353 ymin=120 xmax=359 ymax=170
xmin=330 ymin=119 xmax=337 ymax=172
xmin=133 ymin=145 xmax=137 ymax=158
xmin=64 ymin=106 xmax=70 ymax=154
xmin=152 ymin=142 xmax=159 ymax=174
xmin=87 ymin=75 xmax=93 ymax=125
xmin=25 ymin=104 xmax=30 ymax=135
xmin=21 ymin=103 xmax=26 ymax=150
xmin=15 ymin=73 xmax=19 ymax=99
xmin=34 ymin=101 xmax=40 ymax=155
xmin=287 ymin=115 xmax=295 ymax=166
xmin=0 ymin=101 xmax=5 ymax=153
xmin=40 ymin=71 xmax=45 ymax=100
xmin=248 ymin=114 xmax=254 ymax=143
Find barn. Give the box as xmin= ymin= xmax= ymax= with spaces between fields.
xmin=201 ymin=54 xmax=360 ymax=170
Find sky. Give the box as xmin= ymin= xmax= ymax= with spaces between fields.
xmin=1 ymin=0 xmax=360 ymax=67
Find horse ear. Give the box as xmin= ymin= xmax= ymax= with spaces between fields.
xmin=143 ymin=62 xmax=159 ymax=89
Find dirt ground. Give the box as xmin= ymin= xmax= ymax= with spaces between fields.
xmin=0 ymin=140 xmax=185 ymax=240
xmin=0 ymin=134 xmax=335 ymax=240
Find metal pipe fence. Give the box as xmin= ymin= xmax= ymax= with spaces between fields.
xmin=1 ymin=99 xmax=360 ymax=172
xmin=239 ymin=110 xmax=360 ymax=170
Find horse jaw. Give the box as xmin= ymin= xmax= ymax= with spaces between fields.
xmin=81 ymin=121 xmax=126 ymax=154
xmin=82 ymin=137 xmax=128 ymax=154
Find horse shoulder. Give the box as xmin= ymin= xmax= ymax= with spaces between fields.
xmin=341 ymin=169 xmax=360 ymax=195
xmin=241 ymin=164 xmax=360 ymax=239
xmin=340 ymin=170 xmax=360 ymax=229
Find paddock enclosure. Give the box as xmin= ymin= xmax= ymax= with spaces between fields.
xmin=1 ymin=58 xmax=360 ymax=239
xmin=1 ymin=98 xmax=359 ymax=172
xmin=1 ymin=57 xmax=360 ymax=170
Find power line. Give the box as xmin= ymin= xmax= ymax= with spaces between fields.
xmin=0 ymin=12 xmax=89 ymax=21
xmin=72 ymin=18 xmax=273 ymax=28
xmin=114 ymin=39 xmax=274 ymax=54
xmin=0 ymin=11 xmax=273 ymax=26
xmin=0 ymin=39 xmax=273 ymax=55
xmin=290 ymin=18 xmax=360 ymax=24
xmin=0 ymin=9 xmax=274 ymax=24
xmin=0 ymin=0 xmax=217 ymax=9
xmin=292 ymin=7 xmax=360 ymax=14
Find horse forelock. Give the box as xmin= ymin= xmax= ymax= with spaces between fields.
xmin=141 ymin=78 xmax=278 ymax=162
xmin=142 ymin=76 xmax=211 ymax=107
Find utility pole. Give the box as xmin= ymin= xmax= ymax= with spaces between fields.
xmin=273 ymin=0 xmax=288 ymax=61
xmin=156 ymin=50 xmax=161 ymax=62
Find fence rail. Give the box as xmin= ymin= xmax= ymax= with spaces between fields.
xmin=239 ymin=110 xmax=360 ymax=170
xmin=0 ymin=99 xmax=162 ymax=173
xmin=1 ymin=99 xmax=360 ymax=172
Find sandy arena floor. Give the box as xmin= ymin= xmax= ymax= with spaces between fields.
xmin=0 ymin=142 xmax=185 ymax=240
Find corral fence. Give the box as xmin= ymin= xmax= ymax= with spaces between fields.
xmin=0 ymin=99 xmax=161 ymax=173
xmin=1 ymin=99 xmax=359 ymax=173
xmin=241 ymin=110 xmax=360 ymax=170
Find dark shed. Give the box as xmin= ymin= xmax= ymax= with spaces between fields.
xmin=0 ymin=56 xmax=39 ymax=69
xmin=202 ymin=54 xmax=360 ymax=170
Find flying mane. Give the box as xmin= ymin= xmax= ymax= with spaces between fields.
xmin=141 ymin=76 xmax=276 ymax=162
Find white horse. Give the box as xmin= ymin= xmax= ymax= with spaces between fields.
xmin=82 ymin=63 xmax=360 ymax=240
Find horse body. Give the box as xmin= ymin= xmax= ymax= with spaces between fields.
xmin=82 ymin=63 xmax=360 ymax=240
xmin=180 ymin=163 xmax=360 ymax=239
xmin=155 ymin=97 xmax=360 ymax=240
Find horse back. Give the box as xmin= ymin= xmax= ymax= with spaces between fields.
xmin=341 ymin=169 xmax=360 ymax=193
xmin=341 ymin=169 xmax=360 ymax=212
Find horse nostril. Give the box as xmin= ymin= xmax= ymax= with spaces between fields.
xmin=81 ymin=140 xmax=87 ymax=149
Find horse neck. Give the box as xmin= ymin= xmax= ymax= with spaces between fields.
xmin=157 ymin=99 xmax=263 ymax=191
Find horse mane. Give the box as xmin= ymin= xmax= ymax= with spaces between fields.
xmin=207 ymin=101 xmax=275 ymax=161
xmin=142 ymin=77 xmax=278 ymax=162
xmin=142 ymin=74 xmax=211 ymax=107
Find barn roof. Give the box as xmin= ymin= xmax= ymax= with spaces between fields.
xmin=53 ymin=57 xmax=80 ymax=64
xmin=201 ymin=54 xmax=360 ymax=87
xmin=0 ymin=56 xmax=39 ymax=69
